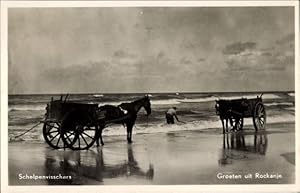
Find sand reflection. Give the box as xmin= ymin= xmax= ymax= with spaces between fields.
xmin=44 ymin=145 xmax=154 ymax=185
xmin=219 ymin=131 xmax=268 ymax=166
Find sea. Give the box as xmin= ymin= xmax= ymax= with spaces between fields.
xmin=8 ymin=92 xmax=295 ymax=143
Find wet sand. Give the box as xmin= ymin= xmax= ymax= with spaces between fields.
xmin=8 ymin=122 xmax=295 ymax=185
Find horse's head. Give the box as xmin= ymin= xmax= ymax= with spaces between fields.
xmin=143 ymin=95 xmax=151 ymax=116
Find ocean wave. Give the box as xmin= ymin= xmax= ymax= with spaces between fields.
xmin=9 ymin=100 xmax=130 ymax=112
xmin=96 ymin=101 xmax=131 ymax=107
xmin=178 ymin=97 xmax=218 ymax=103
xmin=221 ymin=93 xmax=280 ymax=100
xmin=264 ymin=102 xmax=294 ymax=106
xmin=288 ymin=93 xmax=295 ymax=97
xmin=102 ymin=113 xmax=294 ymax=136
xmin=151 ymin=99 xmax=181 ymax=105
xmin=93 ymin=99 xmax=180 ymax=106
xmin=285 ymin=107 xmax=295 ymax=111
xmin=7 ymin=93 xmax=283 ymax=113
xmin=93 ymin=94 xmax=104 ymax=97
xmin=9 ymin=104 xmax=46 ymax=112
xmin=8 ymin=112 xmax=294 ymax=143
xmin=177 ymin=94 xmax=280 ymax=103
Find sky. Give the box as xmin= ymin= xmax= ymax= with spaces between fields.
xmin=8 ymin=7 xmax=295 ymax=94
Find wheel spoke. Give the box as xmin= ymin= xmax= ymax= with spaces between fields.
xmin=49 ymin=133 xmax=60 ymax=142
xmin=52 ymin=125 xmax=60 ymax=129
xmin=67 ymin=130 xmax=75 ymax=135
xmin=259 ymin=122 xmax=262 ymax=128
xmin=65 ymin=133 xmax=73 ymax=143
xmin=259 ymin=117 xmax=264 ymax=127
xmin=56 ymin=136 xmax=61 ymax=146
xmin=255 ymin=118 xmax=259 ymax=126
xmin=78 ymin=136 xmax=81 ymax=149
xmin=46 ymin=123 xmax=60 ymax=130
xmin=46 ymin=126 xmax=59 ymax=131
xmin=80 ymin=133 xmax=89 ymax=147
xmin=66 ymin=131 xmax=75 ymax=138
xmin=82 ymin=131 xmax=94 ymax=139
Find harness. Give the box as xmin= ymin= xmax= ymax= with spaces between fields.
xmin=118 ymin=106 xmax=128 ymax=115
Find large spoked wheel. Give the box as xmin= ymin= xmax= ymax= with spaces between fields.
xmin=43 ymin=122 xmax=64 ymax=149
xmin=253 ymin=102 xmax=266 ymax=131
xmin=61 ymin=111 xmax=98 ymax=150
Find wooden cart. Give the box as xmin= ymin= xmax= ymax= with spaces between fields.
xmin=215 ymin=95 xmax=266 ymax=132
xmin=42 ymin=95 xmax=151 ymax=150
xmin=42 ymin=95 xmax=100 ymax=150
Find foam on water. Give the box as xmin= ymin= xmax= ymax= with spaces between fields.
xmin=9 ymin=104 xmax=46 ymax=112
xmin=285 ymin=107 xmax=295 ymax=111
xmin=265 ymin=102 xmax=294 ymax=106
xmin=7 ymin=92 xmax=293 ymax=143
xmin=97 ymin=99 xmax=181 ymax=106
xmin=8 ymin=112 xmax=294 ymax=142
xmin=103 ymin=113 xmax=294 ymax=136
xmin=178 ymin=94 xmax=280 ymax=103
xmin=221 ymin=93 xmax=280 ymax=100
xmin=8 ymin=93 xmax=282 ymax=112
xmin=241 ymin=114 xmax=294 ymax=125
xmin=151 ymin=99 xmax=181 ymax=105
xmin=93 ymin=94 xmax=104 ymax=97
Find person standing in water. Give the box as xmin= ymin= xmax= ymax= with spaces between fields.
xmin=165 ymin=107 xmax=183 ymax=124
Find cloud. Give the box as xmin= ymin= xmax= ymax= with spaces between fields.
xmin=113 ymin=50 xmax=136 ymax=59
xmin=38 ymin=60 xmax=138 ymax=93
xmin=223 ymin=34 xmax=294 ymax=73
xmin=197 ymin=58 xmax=206 ymax=62
xmin=261 ymin=52 xmax=272 ymax=56
xmin=8 ymin=7 xmax=294 ymax=93
xmin=276 ymin=33 xmax=294 ymax=45
xmin=222 ymin=42 xmax=256 ymax=55
xmin=180 ymin=57 xmax=192 ymax=65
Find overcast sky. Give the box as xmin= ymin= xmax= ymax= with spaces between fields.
xmin=8 ymin=7 xmax=294 ymax=94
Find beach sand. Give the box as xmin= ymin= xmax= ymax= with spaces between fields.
xmin=8 ymin=122 xmax=295 ymax=185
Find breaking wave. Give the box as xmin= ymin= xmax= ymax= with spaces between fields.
xmin=9 ymin=104 xmax=46 ymax=112
xmin=264 ymin=102 xmax=294 ymax=106
xmin=93 ymin=94 xmax=104 ymax=97
xmin=178 ymin=94 xmax=280 ymax=103
xmin=8 ymin=113 xmax=294 ymax=142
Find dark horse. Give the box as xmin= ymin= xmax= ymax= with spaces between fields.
xmin=96 ymin=96 xmax=151 ymax=146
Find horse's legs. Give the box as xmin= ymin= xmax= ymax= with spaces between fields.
xmin=225 ymin=118 xmax=229 ymax=132
xmin=100 ymin=129 xmax=104 ymax=146
xmin=229 ymin=117 xmax=234 ymax=131
xmin=97 ymin=126 xmax=104 ymax=146
xmin=96 ymin=136 xmax=100 ymax=147
xmin=126 ymin=122 xmax=134 ymax=143
xmin=221 ymin=119 xmax=225 ymax=134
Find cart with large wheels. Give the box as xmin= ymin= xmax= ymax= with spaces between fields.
xmin=42 ymin=95 xmax=100 ymax=150
xmin=215 ymin=94 xmax=266 ymax=132
xmin=42 ymin=95 xmax=151 ymax=150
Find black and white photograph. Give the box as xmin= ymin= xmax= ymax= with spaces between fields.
xmin=1 ymin=0 xmax=298 ymax=190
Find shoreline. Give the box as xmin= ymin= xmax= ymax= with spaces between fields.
xmin=8 ymin=122 xmax=295 ymax=185
xmin=8 ymin=121 xmax=295 ymax=144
